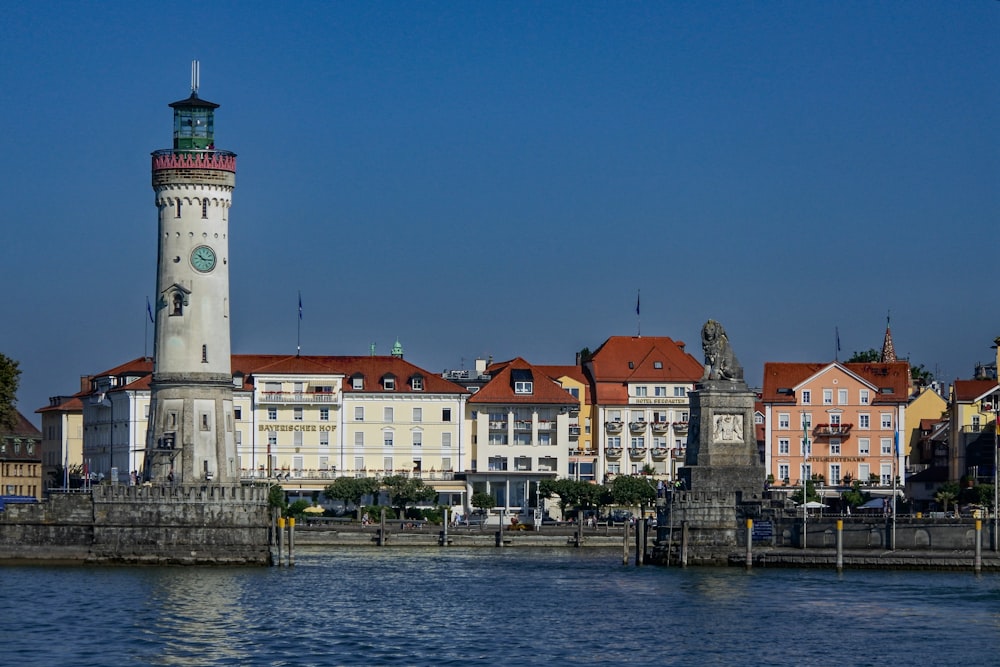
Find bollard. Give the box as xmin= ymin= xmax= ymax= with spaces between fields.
xmin=288 ymin=517 xmax=295 ymax=567
xmin=836 ymin=519 xmax=843 ymax=572
xmin=277 ymin=516 xmax=286 ymax=567
xmin=680 ymin=521 xmax=689 ymax=567
xmin=745 ymin=519 xmax=753 ymax=569
xmin=975 ymin=519 xmax=982 ymax=574
xmin=379 ymin=508 xmax=387 ymax=546
xmin=622 ymin=521 xmax=630 ymax=565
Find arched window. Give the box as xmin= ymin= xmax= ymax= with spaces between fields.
xmin=201 ymin=199 xmax=208 ymax=219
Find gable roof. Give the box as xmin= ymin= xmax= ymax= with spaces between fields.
xmin=586 ymin=336 xmax=703 ymax=404
xmin=953 ymin=379 xmax=1000 ymax=403
xmin=761 ymin=361 xmax=910 ymax=404
xmin=468 ymin=357 xmax=578 ymax=405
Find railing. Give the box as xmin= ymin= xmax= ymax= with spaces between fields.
xmin=651 ymin=422 xmax=670 ymax=434
xmin=606 ymin=447 xmax=623 ymax=458
xmin=259 ymin=391 xmax=339 ymax=404
xmin=606 ymin=421 xmax=624 ymax=434
xmin=151 ymin=148 xmax=237 ymax=172
xmin=629 ymin=447 xmax=647 ymax=458
xmin=489 ymin=421 xmax=508 ymax=430
xmin=240 ymin=468 xmax=456 ymax=482
xmin=514 ymin=421 xmax=532 ymax=431
xmin=569 ymin=425 xmax=581 ymax=438
xmin=629 ymin=421 xmax=647 ymax=433
xmin=672 ymin=422 xmax=689 ymax=431
xmin=813 ymin=423 xmax=853 ymax=436
xmin=650 ymin=448 xmax=669 ymax=458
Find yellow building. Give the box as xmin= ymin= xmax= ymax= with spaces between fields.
xmin=904 ymin=386 xmax=947 ymax=468
xmin=36 ymin=378 xmax=87 ymax=492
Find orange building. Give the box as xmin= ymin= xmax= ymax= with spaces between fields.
xmin=761 ymin=361 xmax=910 ymax=494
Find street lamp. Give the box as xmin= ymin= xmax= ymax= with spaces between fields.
xmin=801 ymin=412 xmax=810 ymax=550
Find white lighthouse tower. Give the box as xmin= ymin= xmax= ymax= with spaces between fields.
xmin=145 ymin=62 xmax=238 ymax=485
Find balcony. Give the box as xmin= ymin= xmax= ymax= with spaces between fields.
xmin=629 ymin=447 xmax=647 ymax=459
xmin=259 ymin=391 xmax=339 ymax=404
xmin=650 ymin=447 xmax=669 ymax=459
xmin=606 ymin=446 xmax=623 ymax=458
xmin=569 ymin=424 xmax=581 ymax=438
xmin=152 ymin=148 xmax=237 ymax=173
xmin=629 ymin=421 xmax=647 ymax=434
xmin=813 ymin=423 xmax=853 ymax=437
xmin=651 ymin=421 xmax=670 ymax=434
xmin=537 ymin=421 xmax=553 ymax=431
xmin=606 ymin=421 xmax=624 ymax=434
xmin=672 ymin=421 xmax=689 ymax=433
xmin=489 ymin=420 xmax=508 ymax=430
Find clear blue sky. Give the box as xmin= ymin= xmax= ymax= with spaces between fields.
xmin=3 ymin=2 xmax=997 ymax=424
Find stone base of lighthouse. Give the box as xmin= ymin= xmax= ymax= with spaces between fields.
xmin=146 ymin=374 xmax=238 ymax=485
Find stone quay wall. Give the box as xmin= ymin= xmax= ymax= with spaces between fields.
xmin=0 ymin=485 xmax=271 ymax=565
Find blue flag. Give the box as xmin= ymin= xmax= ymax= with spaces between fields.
xmin=146 ymin=296 xmax=154 ymax=323
xmin=635 ymin=290 xmax=640 ymax=316
xmin=298 ymin=292 xmax=303 ymax=320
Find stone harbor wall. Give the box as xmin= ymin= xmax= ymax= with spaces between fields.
xmin=0 ymin=485 xmax=271 ymax=565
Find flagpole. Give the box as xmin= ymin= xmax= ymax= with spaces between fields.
xmin=297 ymin=291 xmax=302 ymax=357
xmin=636 ymin=289 xmax=641 ymax=337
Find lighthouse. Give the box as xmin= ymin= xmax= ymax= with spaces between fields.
xmin=145 ymin=62 xmax=238 ymax=485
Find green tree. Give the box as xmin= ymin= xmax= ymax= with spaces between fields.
xmin=790 ymin=479 xmax=821 ymax=505
xmin=842 ymin=481 xmax=867 ymax=509
xmin=846 ymin=349 xmax=880 ymax=363
xmin=287 ymin=499 xmax=311 ymax=518
xmin=381 ymin=475 xmax=437 ymax=519
xmin=267 ymin=484 xmax=288 ymax=512
xmin=609 ymin=475 xmax=656 ymax=515
xmin=935 ymin=482 xmax=960 ymax=514
xmin=324 ymin=476 xmax=380 ymax=520
xmin=539 ymin=478 xmax=606 ymax=519
xmin=0 ymin=353 xmax=21 ymax=432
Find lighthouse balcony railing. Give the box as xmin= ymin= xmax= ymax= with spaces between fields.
xmin=152 ymin=148 xmax=237 ymax=172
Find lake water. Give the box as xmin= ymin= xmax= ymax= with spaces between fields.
xmin=2 ymin=546 xmax=999 ymax=666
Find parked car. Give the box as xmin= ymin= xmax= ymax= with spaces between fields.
xmin=604 ymin=510 xmax=633 ymax=524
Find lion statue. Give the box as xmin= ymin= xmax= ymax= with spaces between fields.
xmin=701 ymin=319 xmax=743 ymax=381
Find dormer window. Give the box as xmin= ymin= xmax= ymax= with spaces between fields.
xmin=352 ymin=375 xmax=364 ymax=390
xmin=512 ymin=369 xmax=533 ymax=394
xmin=411 ymin=376 xmax=424 ymax=391
xmin=383 ymin=375 xmax=396 ymax=391
xmin=653 ymin=361 xmax=663 ymax=369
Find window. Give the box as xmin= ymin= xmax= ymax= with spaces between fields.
xmin=354 ymin=407 xmax=364 ymax=421
xmin=859 ymin=463 xmax=870 ymax=481
xmin=778 ymin=413 xmax=790 ymax=429
xmin=778 ymin=464 xmax=790 ymax=482
xmin=635 ymin=386 xmax=647 ymax=397
xmin=972 ymin=416 xmax=982 ymax=432
xmin=830 ymin=439 xmax=841 ymax=455
xmin=354 ymin=456 xmax=364 ymax=471
xmin=514 ymin=380 xmax=533 ymax=394
xmin=441 ymin=457 xmax=452 ymax=471
xmin=202 ymin=345 xmax=208 ymax=363
xmin=412 ymin=432 xmax=422 ymax=448
xmin=412 ymin=407 xmax=422 ymax=422
xmin=630 ymin=436 xmax=645 ymax=449
xmin=801 ymin=413 xmax=812 ymax=429
xmin=674 ymin=386 xmax=687 ymax=397
xmin=778 ymin=438 xmax=790 ymax=455
xmin=858 ymin=438 xmax=870 ymax=455
xmin=881 ymin=464 xmax=892 ymax=486
xmin=234 ymin=407 xmax=242 ymax=420
xmin=442 ymin=432 xmax=452 ymax=448
xmin=881 ymin=438 xmax=892 ymax=455
xmin=822 ymin=389 xmax=833 ymax=405
xmin=352 ymin=376 xmax=364 ymax=390
xmin=319 ymin=407 xmax=329 ymax=421
xmin=267 ymin=408 xmax=277 ymax=421
xmin=607 ymin=436 xmax=621 ymax=448
xmin=567 ymin=387 xmax=580 ymax=399
xmin=829 ymin=464 xmax=841 ymax=485
xmin=384 ymin=407 xmax=393 ymax=423
xmin=801 ymin=390 xmax=811 ymax=405
xmin=801 ymin=438 xmax=811 ymax=456
xmin=539 ymin=433 xmax=551 ymax=446
xmin=654 ymin=361 xmax=663 ymax=369
xmin=860 ymin=390 xmax=870 ymax=405
xmin=881 ymin=414 xmax=893 ymax=429
xmin=609 ymin=410 xmax=622 ymax=422
xmin=293 ymin=407 xmax=303 ymax=421
xmin=293 ymin=431 xmax=303 ymax=447
xmin=267 ymin=431 xmax=277 ymax=447
xmin=514 ymin=433 xmax=531 ymax=446
xmin=383 ymin=377 xmax=395 ymax=391
xmin=632 ymin=410 xmax=645 ymax=422
xmin=489 ymin=456 xmax=508 ymax=471
xmin=319 ymin=431 xmax=329 ymax=447
xmin=384 ymin=431 xmax=394 ymax=447
xmin=489 ymin=432 xmax=509 ymax=445
xmin=830 ymin=413 xmax=841 ymax=426
xmin=838 ymin=389 xmax=848 ymax=405
xmin=384 ymin=456 xmax=394 ymax=471
xmin=354 ymin=432 xmax=365 ymax=448
xmin=442 ymin=408 xmax=452 ymax=422
xmin=859 ymin=414 xmax=870 ymax=429
xmin=607 ymin=463 xmax=621 ymax=475
xmin=654 ymin=386 xmax=667 ymax=397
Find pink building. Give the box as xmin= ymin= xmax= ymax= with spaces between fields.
xmin=761 ymin=361 xmax=910 ymax=492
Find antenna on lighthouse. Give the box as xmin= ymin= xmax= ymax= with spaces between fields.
xmin=191 ymin=60 xmax=200 ymax=95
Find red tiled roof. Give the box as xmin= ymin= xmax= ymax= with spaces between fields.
xmin=761 ymin=361 xmax=910 ymax=404
xmin=953 ymin=379 xmax=1000 ymax=403
xmin=534 ymin=364 xmax=590 ymax=403
xmin=468 ymin=357 xmax=578 ymax=405
xmin=36 ymin=395 xmax=84 ymax=413
xmin=588 ymin=336 xmax=702 ymax=404
xmin=3 ymin=410 xmax=42 ymax=438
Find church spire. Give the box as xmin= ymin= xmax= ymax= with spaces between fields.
xmin=880 ymin=313 xmax=896 ymax=363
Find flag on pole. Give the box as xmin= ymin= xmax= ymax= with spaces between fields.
xmin=635 ymin=290 xmax=640 ymax=316
xmin=836 ymin=327 xmax=841 ymax=352
xmin=298 ymin=292 xmax=303 ymax=320
xmin=146 ymin=296 xmax=154 ymax=323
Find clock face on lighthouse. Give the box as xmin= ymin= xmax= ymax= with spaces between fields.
xmin=191 ymin=245 xmax=217 ymax=272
